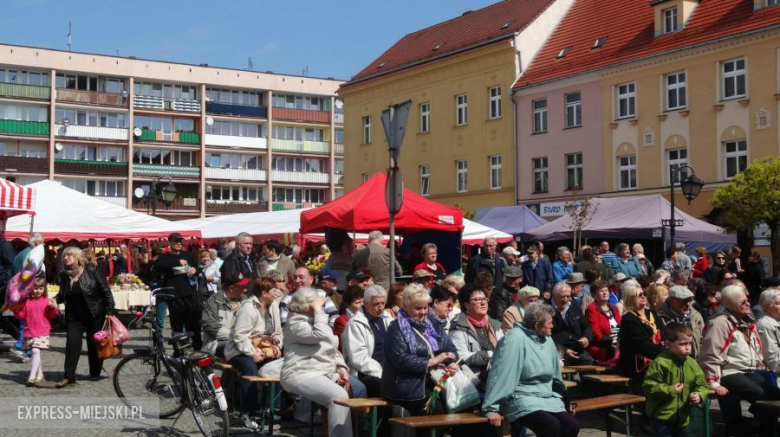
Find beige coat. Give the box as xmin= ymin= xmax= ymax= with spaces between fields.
xmin=224 ymin=295 xmax=282 ymax=361
xmin=281 ymin=311 xmax=347 ymax=390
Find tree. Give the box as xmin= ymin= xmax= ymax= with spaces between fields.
xmin=453 ymin=202 xmax=476 ymax=220
xmin=711 ymin=156 xmax=780 ymax=276
xmin=566 ymin=188 xmax=597 ymax=255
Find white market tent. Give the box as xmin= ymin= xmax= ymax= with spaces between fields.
xmin=6 ymin=180 xmax=201 ymax=242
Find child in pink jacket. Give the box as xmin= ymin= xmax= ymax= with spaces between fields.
xmin=13 ymin=278 xmax=59 ymax=385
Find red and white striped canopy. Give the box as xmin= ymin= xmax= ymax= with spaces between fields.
xmin=0 ymin=179 xmax=36 ymax=219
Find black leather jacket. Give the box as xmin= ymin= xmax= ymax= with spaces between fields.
xmin=57 ymin=263 xmax=115 ymax=317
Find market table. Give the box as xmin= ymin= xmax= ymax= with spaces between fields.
xmin=48 ymin=288 xmax=151 ymax=311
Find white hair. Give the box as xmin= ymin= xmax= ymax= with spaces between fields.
xmin=759 ymin=288 xmax=780 ymax=310
xmin=552 ymin=281 xmax=571 ymax=296
xmin=287 ymin=287 xmax=319 ymax=314
xmin=368 ymin=230 xmax=383 ymax=244
xmin=28 ymin=232 xmax=44 ymax=246
xmin=721 ymin=285 xmax=746 ymax=312
xmin=364 ymin=284 xmax=387 ymax=301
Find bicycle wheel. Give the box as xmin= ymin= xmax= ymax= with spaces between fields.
xmin=113 ymin=353 xmax=185 ymax=419
xmin=190 ymin=368 xmax=230 ymax=437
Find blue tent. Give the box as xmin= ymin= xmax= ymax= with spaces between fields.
xmin=474 ymin=205 xmax=547 ymax=237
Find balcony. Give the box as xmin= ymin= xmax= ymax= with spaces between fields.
xmin=55 ymin=124 xmax=129 ymax=141
xmin=272 ymin=107 xmax=330 ymax=124
xmin=206 ymin=201 xmax=267 ymax=214
xmin=135 ymin=129 xmax=200 ymax=145
xmin=133 ymin=164 xmax=200 ymax=179
xmin=204 ymin=134 xmax=266 ymax=150
xmin=0 ymin=120 xmax=49 ymax=136
xmin=133 ymin=95 xmax=201 ymax=113
xmin=272 ymin=202 xmax=322 ymax=211
xmin=94 ymin=196 xmax=128 ymax=207
xmin=205 ymin=167 xmax=267 ymax=181
xmin=206 ymin=102 xmax=267 ymax=118
xmin=132 ymin=196 xmax=200 ymax=212
xmin=0 ymin=156 xmax=48 ymax=173
xmin=334 ymin=113 xmax=344 ymax=124
xmin=271 ymin=170 xmax=330 ymax=184
xmin=272 ymin=139 xmax=329 ymax=155
xmin=0 ymin=83 xmax=50 ymax=100
xmin=335 ymin=175 xmax=344 ymax=185
xmin=56 ymin=89 xmax=127 ymax=107
xmin=54 ymin=159 xmax=128 ymax=176
xmin=335 ymin=143 xmax=344 ymax=155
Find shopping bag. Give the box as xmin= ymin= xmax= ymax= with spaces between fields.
xmin=444 ymin=367 xmax=480 ymax=412
xmin=258 ymin=358 xmax=284 ymax=378
xmin=108 ymin=314 xmax=131 ymax=346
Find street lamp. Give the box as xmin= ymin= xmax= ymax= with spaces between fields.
xmin=135 ymin=176 xmax=178 ymax=216
xmin=665 ymin=165 xmax=704 ymax=248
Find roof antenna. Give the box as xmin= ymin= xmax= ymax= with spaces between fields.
xmin=67 ymin=22 xmax=72 ymax=51
xmin=248 ymin=57 xmax=254 ymax=71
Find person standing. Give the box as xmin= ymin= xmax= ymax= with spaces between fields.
xmin=465 ymin=237 xmax=504 ymax=289
xmin=552 ymin=247 xmax=574 ymax=284
xmin=257 ymin=239 xmax=296 ymax=284
xmin=610 ymin=243 xmax=642 ymax=278
xmin=352 ymin=231 xmax=401 ymax=292
xmin=521 ymin=245 xmax=554 ymax=299
xmin=413 ymin=243 xmax=447 ymax=287
xmin=220 ymin=232 xmax=257 ymax=287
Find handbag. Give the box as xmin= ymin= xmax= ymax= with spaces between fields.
xmin=107 ymin=314 xmax=131 ymax=346
xmin=635 ymin=353 xmax=653 ymax=374
xmin=95 ymin=318 xmax=122 ymax=360
xmin=251 ymin=336 xmax=281 ymax=360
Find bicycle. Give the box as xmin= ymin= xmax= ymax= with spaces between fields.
xmin=113 ymin=287 xmax=230 ymax=436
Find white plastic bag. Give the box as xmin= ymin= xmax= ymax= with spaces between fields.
xmin=258 ymin=358 xmax=283 ymax=378
xmin=445 ymin=367 xmax=480 ymax=412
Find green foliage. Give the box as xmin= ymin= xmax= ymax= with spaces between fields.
xmin=711 ymin=156 xmax=780 ymax=232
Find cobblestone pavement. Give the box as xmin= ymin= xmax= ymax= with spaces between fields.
xmin=0 ymin=320 xmax=744 ymax=436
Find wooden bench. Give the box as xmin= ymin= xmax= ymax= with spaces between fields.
xmin=335 ymin=398 xmax=392 ymax=437
xmin=751 ymin=399 xmax=780 ymax=437
xmin=563 ymin=380 xmax=577 ymax=389
xmin=214 ymin=361 xmax=237 ymax=372
xmin=242 ymin=375 xmax=282 ymax=435
xmin=572 ymin=393 xmax=646 ymax=437
xmin=389 ymin=412 xmax=510 ymax=437
xmin=565 ymin=365 xmax=607 ymax=373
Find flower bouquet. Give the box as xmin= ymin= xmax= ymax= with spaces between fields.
xmin=424 ymin=359 xmax=462 ymax=414
xmin=305 ymin=255 xmax=327 ymax=274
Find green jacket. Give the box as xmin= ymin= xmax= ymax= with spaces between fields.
xmin=643 ymin=349 xmax=709 ymax=427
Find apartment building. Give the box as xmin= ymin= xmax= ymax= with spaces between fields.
xmin=0 ymin=44 xmax=344 ymax=218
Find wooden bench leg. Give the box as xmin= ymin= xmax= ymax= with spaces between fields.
xmin=605 ymin=410 xmax=612 ymax=437
xmin=625 ymin=404 xmax=632 ymax=437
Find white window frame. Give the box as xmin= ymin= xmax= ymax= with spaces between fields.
xmin=533 ymin=99 xmax=548 ymax=133
xmin=533 ymin=157 xmax=548 ymax=193
xmin=724 ymin=140 xmax=748 ymax=179
xmin=665 ymin=71 xmax=687 ymax=111
xmin=618 ymin=155 xmax=637 ymax=190
xmin=565 ymin=92 xmax=582 ymax=128
xmin=663 ymin=7 xmax=678 ymax=34
xmin=455 ymin=94 xmax=468 ymax=126
xmin=489 ymin=155 xmax=502 ymax=190
xmin=667 ymin=148 xmax=688 ymax=186
xmin=456 ymin=160 xmax=468 ymax=193
xmin=420 ymin=102 xmax=430 ymax=133
xmin=488 ymin=86 xmax=502 ymax=119
xmin=565 ymin=153 xmax=583 ymax=190
xmin=420 ymin=165 xmax=430 ymax=196
xmin=362 ymin=115 xmax=371 ymax=144
xmin=616 ymin=82 xmax=636 ymax=119
xmin=722 ymin=58 xmax=746 ymax=100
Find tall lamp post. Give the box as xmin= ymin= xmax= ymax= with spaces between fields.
xmin=134 ymin=176 xmax=178 ymax=216
xmin=664 ymin=165 xmax=704 ymax=248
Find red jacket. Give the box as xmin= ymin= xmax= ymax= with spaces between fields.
xmin=693 ymin=257 xmax=708 ymax=278
xmin=585 ymin=301 xmax=621 ymax=364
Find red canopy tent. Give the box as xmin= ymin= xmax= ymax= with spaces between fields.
xmin=0 ymin=179 xmax=35 ymax=220
xmin=300 ymin=172 xmax=464 ymax=234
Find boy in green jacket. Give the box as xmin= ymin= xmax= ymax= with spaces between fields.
xmin=643 ymin=322 xmax=708 ymax=437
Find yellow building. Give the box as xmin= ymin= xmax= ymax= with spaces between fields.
xmin=339 ymin=0 xmax=574 ymax=212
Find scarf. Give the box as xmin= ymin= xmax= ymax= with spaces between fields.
xmin=397 ymin=308 xmax=439 ymax=353
xmin=66 ymin=266 xmax=85 ymax=286
xmin=662 ymin=300 xmax=691 ymax=326
xmin=632 ymin=310 xmax=661 ymax=344
xmin=466 ymin=314 xmax=497 ymax=348
xmin=466 ymin=313 xmax=489 ymax=328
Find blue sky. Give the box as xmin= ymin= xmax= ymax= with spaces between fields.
xmin=0 ymin=0 xmax=496 ymax=80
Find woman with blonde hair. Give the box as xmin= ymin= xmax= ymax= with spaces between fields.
xmin=646 ymin=283 xmax=669 ymax=313
xmin=617 ymin=280 xmax=663 ymax=395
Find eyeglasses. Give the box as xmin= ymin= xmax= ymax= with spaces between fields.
xmin=170 ymin=239 xmax=183 ymax=243
xmin=469 ymin=298 xmax=488 ymax=304
xmin=715 ymin=257 xmax=725 ymax=260
xmin=637 ymin=293 xmax=647 ymax=298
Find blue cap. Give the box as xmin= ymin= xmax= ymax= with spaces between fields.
xmin=319 ymin=268 xmax=337 ymax=282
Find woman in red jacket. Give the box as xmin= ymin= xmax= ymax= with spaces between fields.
xmin=585 ymin=279 xmax=622 ymax=365
xmin=692 ymin=246 xmax=708 ymax=278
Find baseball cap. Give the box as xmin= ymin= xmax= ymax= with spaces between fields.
xmin=318 ymin=268 xmax=337 ymax=282
xmin=168 ymin=232 xmax=184 ymax=241
xmin=225 ymin=277 xmax=251 ymax=288
xmin=504 ymin=266 xmax=523 ymax=278
xmin=669 ymin=285 xmax=694 ymax=300
xmin=347 ymin=271 xmax=367 ymax=282
xmin=502 ymin=247 xmax=521 ymax=256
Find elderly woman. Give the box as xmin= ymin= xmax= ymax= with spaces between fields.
xmin=617 ymin=280 xmax=664 ymax=395
xmin=281 ymin=287 xmax=367 ymax=437
xmin=381 ymin=283 xmax=458 ymax=416
xmin=646 ymin=283 xmax=669 ymax=314
xmin=450 ymin=285 xmax=504 ymax=390
xmin=692 ymin=246 xmax=708 ymax=278
xmin=428 ymin=285 xmax=456 ymax=335
xmin=552 ymin=246 xmax=574 ymax=284
xmin=501 ymin=286 xmax=541 ymax=333
xmin=225 ymin=277 xmax=283 ymax=430
xmin=585 ymin=279 xmax=622 ymax=366
xmin=611 ymin=243 xmax=641 ymax=278
xmin=632 ymin=243 xmax=655 ymax=276
xmin=55 ymin=247 xmax=115 ymax=388
xmin=699 ymin=285 xmax=780 ymax=435
xmin=484 ymin=302 xmax=579 ymax=437
xmin=414 ymin=243 xmax=447 ymax=287
xmin=758 ymin=288 xmax=780 ymax=376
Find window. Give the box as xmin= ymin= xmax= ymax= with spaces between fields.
xmin=592 ymin=36 xmax=607 ymax=49
xmin=769 ymin=0 xmax=779 ymax=5
xmin=1 ymin=69 xmax=48 ymax=86
xmin=616 ymin=83 xmax=636 ymax=119
xmin=207 ymin=88 xmax=262 ymax=106
xmin=565 ymin=92 xmax=582 ymax=128
xmin=722 ymin=59 xmax=746 ymax=100
xmin=667 ymin=149 xmax=688 ymax=186
xmin=533 ymin=99 xmax=548 ymax=133
xmin=420 ymin=102 xmax=430 ymax=133
xmin=665 ymin=72 xmax=687 ymax=110
xmin=557 ymin=47 xmax=571 ymax=59
xmin=362 ymin=116 xmax=371 ymax=144
xmin=420 ymin=165 xmax=430 ymax=196
xmin=618 ymin=155 xmax=637 ymax=190
xmin=362 ymin=173 xmax=371 ymax=182
xmin=59 ymin=179 xmax=125 ymax=197
xmin=489 ymin=87 xmax=502 ymax=119
xmin=0 ymin=103 xmax=48 ymax=122
xmin=209 ymin=185 xmax=264 ymax=202
xmin=533 ymin=157 xmax=548 ymax=193
xmin=565 ymin=153 xmax=583 ymax=190
xmin=334 ymin=159 xmax=344 ymax=174
xmin=205 ymin=153 xmax=261 ymax=170
xmin=489 ymin=155 xmax=502 ymax=189
xmin=663 ymin=8 xmax=678 ymax=34
xmin=271 ymin=187 xmax=323 ymax=204
xmin=271 ymin=94 xmax=327 ymax=111
xmin=456 ymin=160 xmax=468 ymax=193
xmin=724 ymin=140 xmax=747 ymax=178
xmin=455 ymin=94 xmax=468 ymax=126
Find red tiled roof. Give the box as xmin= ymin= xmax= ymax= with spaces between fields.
xmin=342 ymin=0 xmax=557 ymax=88
xmin=514 ymin=0 xmax=780 ymax=90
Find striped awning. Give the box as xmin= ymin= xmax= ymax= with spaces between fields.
xmin=0 ymin=179 xmax=35 ymax=218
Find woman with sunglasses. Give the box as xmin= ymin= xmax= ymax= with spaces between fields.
xmin=703 ymin=251 xmax=728 ymax=285
xmin=617 ymin=280 xmax=664 ymax=396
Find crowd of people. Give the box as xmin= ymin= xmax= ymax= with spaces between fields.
xmin=2 ymin=229 xmax=779 ymax=437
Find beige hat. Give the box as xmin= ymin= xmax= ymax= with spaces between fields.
xmin=517 ymin=286 xmax=541 ymax=299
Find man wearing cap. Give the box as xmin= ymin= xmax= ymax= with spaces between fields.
xmin=658 ymin=285 xmax=705 ymax=358
xmin=221 ymin=232 xmax=257 ymax=288
xmin=501 ymin=286 xmax=540 ymax=333
xmin=567 ymin=272 xmax=593 ymax=314
xmin=154 ymin=232 xmax=202 ymax=350
xmin=489 ymin=266 xmax=523 ymax=320
xmin=521 ymin=244 xmax=554 ymax=298
xmin=318 ymin=268 xmax=342 ymax=309
xmin=501 ymin=246 xmax=521 ymax=268
xmin=352 ymin=231 xmax=401 ymax=292
xmin=610 ymin=272 xmax=630 ymax=309
xmin=201 ymin=277 xmax=247 ymax=356
xmin=465 ymin=237 xmax=504 ymax=288
xmin=412 ymin=269 xmax=435 ymax=290
xmin=347 ymin=270 xmax=372 ymax=290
